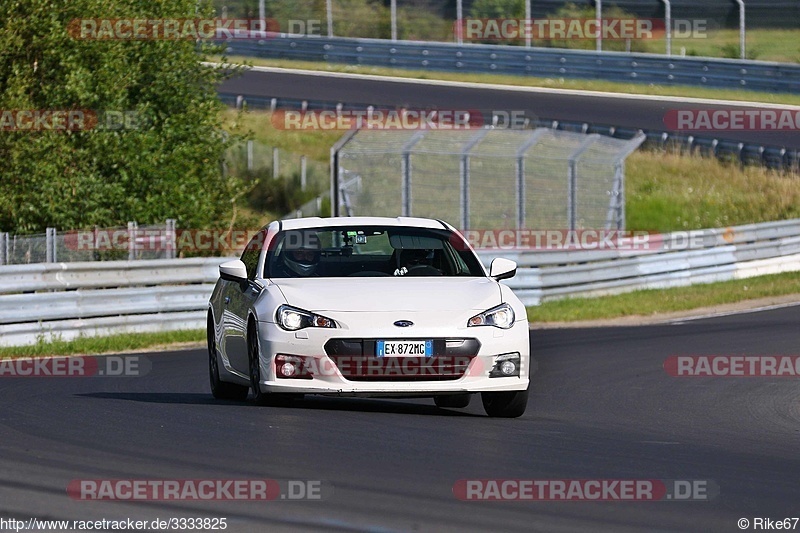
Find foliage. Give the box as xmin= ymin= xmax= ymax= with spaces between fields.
xmin=0 ymin=0 xmax=246 ymax=233
xmin=470 ymin=0 xmax=526 ymax=19
xmin=540 ymin=2 xmax=649 ymax=52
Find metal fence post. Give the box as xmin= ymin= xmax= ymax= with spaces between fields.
xmin=300 ymin=155 xmax=307 ymax=190
xmin=607 ymin=133 xmax=646 ymax=230
xmin=165 ymin=219 xmax=176 ymax=259
xmin=515 ymin=129 xmax=547 ymax=229
xmin=247 ymin=140 xmax=254 ymax=172
xmin=456 ymin=0 xmax=462 ymax=45
xmin=390 ymin=0 xmax=397 ymax=41
xmin=661 ymin=0 xmax=672 ymax=56
xmin=0 ymin=232 xmax=6 ymax=265
xmin=326 ymin=0 xmax=333 ymax=37
xmin=128 ymin=221 xmax=137 ymax=261
xmin=272 ymin=147 xmax=279 ymax=178
xmin=330 ymin=129 xmax=360 ymax=217
xmin=567 ymin=135 xmax=600 ymax=230
xmin=735 ymin=0 xmax=746 ymax=59
xmin=459 ymin=129 xmax=490 ymax=231
xmin=400 ymin=131 xmax=426 ymax=217
xmin=595 ymin=0 xmax=602 ymax=52
xmin=45 ymin=227 xmax=56 ymax=263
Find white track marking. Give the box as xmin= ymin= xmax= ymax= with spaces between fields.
xmin=670 ymin=300 xmax=800 ymax=324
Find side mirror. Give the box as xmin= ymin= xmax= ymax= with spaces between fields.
xmin=219 ymin=260 xmax=248 ymax=282
xmin=489 ymin=258 xmax=517 ymax=281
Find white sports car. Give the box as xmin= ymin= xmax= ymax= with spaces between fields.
xmin=207 ymin=216 xmax=530 ymax=417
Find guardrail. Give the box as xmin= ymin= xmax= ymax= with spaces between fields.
xmin=222 ymin=36 xmax=800 ymax=94
xmin=1 ymin=220 xmax=798 ymax=346
xmin=476 ymin=219 xmax=800 ymax=305
xmin=0 ymin=258 xmax=226 ymax=347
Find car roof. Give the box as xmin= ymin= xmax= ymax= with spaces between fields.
xmin=278 ymin=216 xmax=450 ymax=231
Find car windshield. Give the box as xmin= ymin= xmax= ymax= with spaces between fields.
xmin=265 ymin=226 xmax=485 ymax=278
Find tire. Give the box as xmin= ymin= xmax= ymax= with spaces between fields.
xmin=208 ymin=316 xmax=249 ymax=401
xmin=481 ymin=388 xmax=529 ymax=418
xmin=434 ymin=393 xmax=472 ymax=409
xmin=248 ymin=323 xmax=301 ymax=407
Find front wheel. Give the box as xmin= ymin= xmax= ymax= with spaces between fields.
xmin=481 ymin=388 xmax=528 ymax=418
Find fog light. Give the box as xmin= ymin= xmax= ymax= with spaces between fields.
xmin=280 ymin=362 xmax=296 ymax=377
xmin=500 ymin=360 xmax=516 ymax=376
xmin=489 ymin=353 xmax=521 ymax=378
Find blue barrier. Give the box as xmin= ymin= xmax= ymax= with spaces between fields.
xmin=221 ymin=36 xmax=800 ymax=94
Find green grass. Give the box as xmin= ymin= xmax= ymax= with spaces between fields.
xmin=222 ymin=108 xmax=341 ymax=163
xmin=216 ymin=55 xmax=800 ymax=107
xmin=527 ymin=271 xmax=800 ymax=322
xmin=668 ymin=29 xmax=800 ymax=64
xmin=0 ymin=329 xmax=205 ymax=358
xmin=626 ymin=149 xmax=800 ymax=232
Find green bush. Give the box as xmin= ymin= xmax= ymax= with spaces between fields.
xmin=0 ymin=0 xmax=246 ymax=234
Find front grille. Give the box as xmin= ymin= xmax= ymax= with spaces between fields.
xmin=324 ymin=338 xmax=480 ymax=381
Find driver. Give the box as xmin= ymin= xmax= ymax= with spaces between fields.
xmin=403 ymin=249 xmax=433 ymax=268
xmin=281 ymin=247 xmax=320 ymax=277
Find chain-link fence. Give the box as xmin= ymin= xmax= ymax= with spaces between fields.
xmin=332 ymin=127 xmax=645 ymax=230
xmin=224 ymin=140 xmax=328 ymax=193
xmin=0 ymin=221 xmax=176 ymax=266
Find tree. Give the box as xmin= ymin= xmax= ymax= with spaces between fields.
xmin=0 ymin=0 xmax=244 ymax=233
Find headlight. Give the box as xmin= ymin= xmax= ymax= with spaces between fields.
xmin=468 ymin=303 xmax=515 ymax=329
xmin=276 ymin=305 xmax=337 ymax=331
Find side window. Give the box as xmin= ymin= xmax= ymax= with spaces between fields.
xmin=240 ymin=230 xmax=265 ymax=280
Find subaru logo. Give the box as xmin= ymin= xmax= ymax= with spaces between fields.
xmin=393 ymin=320 xmax=414 ymax=328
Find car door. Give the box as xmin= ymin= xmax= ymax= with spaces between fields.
xmin=222 ymin=230 xmax=266 ymax=374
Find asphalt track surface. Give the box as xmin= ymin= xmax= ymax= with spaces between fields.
xmin=1 ymin=305 xmax=799 ymax=532
xmin=219 ymin=69 xmax=800 ymax=150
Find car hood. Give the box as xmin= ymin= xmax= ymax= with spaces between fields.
xmin=271 ymin=277 xmax=500 ymax=313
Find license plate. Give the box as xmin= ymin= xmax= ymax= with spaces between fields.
xmin=377 ymin=340 xmax=433 ymax=357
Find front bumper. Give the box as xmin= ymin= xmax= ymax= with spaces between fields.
xmin=254 ymin=319 xmax=530 ymax=396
